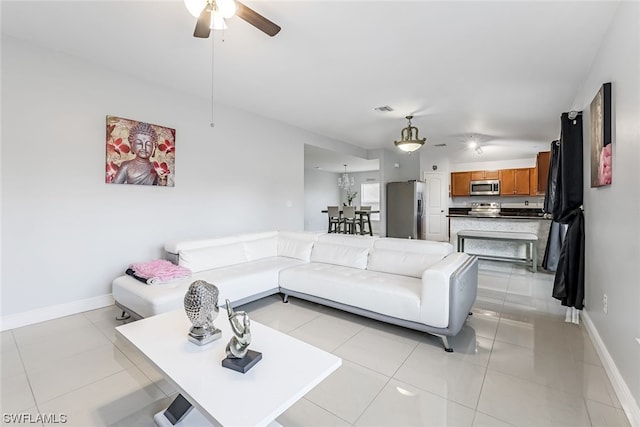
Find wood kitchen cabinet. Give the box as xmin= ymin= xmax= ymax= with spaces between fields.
xmin=470 ymin=170 xmax=499 ymax=180
xmin=529 ymin=167 xmax=538 ymax=195
xmin=500 ymin=168 xmax=530 ymax=195
xmin=536 ymin=151 xmax=550 ymax=195
xmin=528 ymin=151 xmax=551 ymax=195
xmin=451 ymin=172 xmax=471 ymax=196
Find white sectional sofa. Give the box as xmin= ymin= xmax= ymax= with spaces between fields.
xmin=112 ymin=230 xmax=478 ymax=352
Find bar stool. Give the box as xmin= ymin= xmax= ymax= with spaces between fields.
xmin=342 ymin=206 xmax=357 ymax=234
xmin=327 ymin=206 xmax=341 ymax=233
xmin=357 ymin=206 xmax=373 ymax=236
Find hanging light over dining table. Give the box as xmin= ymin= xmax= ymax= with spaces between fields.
xmin=394 ymin=115 xmax=426 ymax=153
xmin=338 ymin=164 xmax=354 ymax=190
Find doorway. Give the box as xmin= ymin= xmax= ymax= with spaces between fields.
xmin=423 ymin=171 xmax=449 ymax=242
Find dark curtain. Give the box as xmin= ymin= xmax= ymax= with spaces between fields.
xmin=545 ymin=113 xmax=585 ymax=310
xmin=542 ymin=221 xmax=568 ymax=272
xmin=544 ymin=140 xmax=560 ymax=215
xmin=552 ymin=210 xmax=585 ymax=309
xmin=542 ymin=140 xmax=564 ymax=272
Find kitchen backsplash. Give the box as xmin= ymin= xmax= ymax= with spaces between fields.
xmin=450 ymin=195 xmax=545 ymax=208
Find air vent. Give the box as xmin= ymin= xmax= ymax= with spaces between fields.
xmin=434 ymin=143 xmax=446 ymax=147
xmin=373 ymin=106 xmax=394 ymax=112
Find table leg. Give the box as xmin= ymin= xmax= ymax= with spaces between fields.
xmin=153 ymin=398 xmax=284 ymax=427
xmin=157 ymin=394 xmax=193 ymax=425
xmin=532 ymin=241 xmax=537 ymax=273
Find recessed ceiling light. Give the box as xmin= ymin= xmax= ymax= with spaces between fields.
xmin=373 ymin=106 xmax=394 ymax=112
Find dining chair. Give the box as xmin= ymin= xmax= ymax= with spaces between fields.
xmin=342 ymin=206 xmax=357 ymax=234
xmin=327 ymin=206 xmax=342 ymax=233
xmin=357 ymin=206 xmax=373 ymax=236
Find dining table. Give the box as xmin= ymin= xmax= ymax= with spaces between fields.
xmin=321 ymin=208 xmax=379 ymax=236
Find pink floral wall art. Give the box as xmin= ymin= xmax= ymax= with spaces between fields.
xmin=106 ymin=116 xmax=175 ymax=187
xmin=590 ymin=83 xmax=612 ymax=187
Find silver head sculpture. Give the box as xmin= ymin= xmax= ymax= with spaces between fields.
xmin=224 ymin=299 xmax=252 ymax=359
xmin=184 ymin=280 xmax=221 ymax=345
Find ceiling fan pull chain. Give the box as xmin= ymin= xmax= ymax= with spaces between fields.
xmin=210 ymin=35 xmax=215 ymax=128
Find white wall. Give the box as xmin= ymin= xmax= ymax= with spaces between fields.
xmin=304 ymin=169 xmax=341 ymax=232
xmin=571 ymin=2 xmax=640 ymax=422
xmin=420 ymin=148 xmax=451 ymax=179
xmin=0 ymin=37 xmax=351 ymax=323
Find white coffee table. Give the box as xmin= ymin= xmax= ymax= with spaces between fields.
xmin=116 ymin=309 xmax=341 ymax=427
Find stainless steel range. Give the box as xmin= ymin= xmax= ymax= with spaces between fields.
xmin=468 ymin=202 xmax=501 ymax=217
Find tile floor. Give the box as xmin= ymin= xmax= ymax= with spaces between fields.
xmin=1 ymin=261 xmax=631 ymax=426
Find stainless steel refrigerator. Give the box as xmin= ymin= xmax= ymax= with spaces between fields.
xmin=386 ymin=181 xmax=425 ymax=239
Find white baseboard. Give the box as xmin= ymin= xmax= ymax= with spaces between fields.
xmin=0 ymin=294 xmax=115 ymax=331
xmin=582 ymin=311 xmax=640 ymax=427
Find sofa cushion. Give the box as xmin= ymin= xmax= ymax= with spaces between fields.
xmin=277 ymin=237 xmax=314 ymax=261
xmin=367 ymin=249 xmax=443 ymax=278
xmin=373 ymin=237 xmax=453 ymax=256
xmin=179 ymin=242 xmax=247 ymax=273
xmin=279 ymin=263 xmax=421 ymax=322
xmin=317 ymin=233 xmax=377 ymax=248
xmin=165 ymin=231 xmax=278 ymax=255
xmin=310 ymin=242 xmax=369 ymax=269
xmin=244 ymin=237 xmax=278 ymax=261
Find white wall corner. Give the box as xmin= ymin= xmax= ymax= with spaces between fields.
xmin=0 ymin=294 xmax=115 ymax=331
xmin=582 ymin=311 xmax=640 ymax=427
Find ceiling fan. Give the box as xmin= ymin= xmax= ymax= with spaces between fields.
xmin=185 ymin=0 xmax=281 ymax=38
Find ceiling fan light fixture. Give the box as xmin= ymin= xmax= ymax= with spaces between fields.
xmin=184 ymin=0 xmax=207 ymax=18
xmin=394 ymin=115 xmax=426 ymax=153
xmin=211 ymin=12 xmax=228 ymax=30
xmin=184 ymin=0 xmax=236 ymax=20
xmin=216 ymin=0 xmax=237 ymax=18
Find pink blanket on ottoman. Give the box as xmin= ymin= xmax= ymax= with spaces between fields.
xmin=129 ymin=259 xmax=191 ymax=285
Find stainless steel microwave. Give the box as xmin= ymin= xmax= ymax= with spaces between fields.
xmin=470 ymin=180 xmax=500 ymax=196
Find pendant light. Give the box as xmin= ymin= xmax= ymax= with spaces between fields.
xmin=338 ymin=164 xmax=354 ymax=190
xmin=394 ymin=115 xmax=426 ymax=153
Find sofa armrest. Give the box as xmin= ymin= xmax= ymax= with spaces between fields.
xmin=420 ymin=253 xmax=478 ymax=331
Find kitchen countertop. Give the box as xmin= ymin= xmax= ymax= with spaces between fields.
xmin=447 ymin=214 xmax=550 ymax=220
xmin=448 ymin=207 xmax=551 ymax=220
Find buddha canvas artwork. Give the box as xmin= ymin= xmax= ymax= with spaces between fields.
xmin=106 ymin=115 xmax=176 ymax=187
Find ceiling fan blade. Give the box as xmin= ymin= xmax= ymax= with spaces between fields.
xmin=235 ymin=1 xmax=281 ymax=37
xmin=194 ymin=5 xmax=212 ymax=38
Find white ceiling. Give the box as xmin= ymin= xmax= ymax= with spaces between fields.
xmin=304 ymin=145 xmax=379 ymax=173
xmin=2 ymin=0 xmax=619 ymax=166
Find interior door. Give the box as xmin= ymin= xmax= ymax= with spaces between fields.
xmin=423 ymin=172 xmax=448 ymax=242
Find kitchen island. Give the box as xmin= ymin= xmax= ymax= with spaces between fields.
xmin=448 ymin=208 xmax=551 ymax=268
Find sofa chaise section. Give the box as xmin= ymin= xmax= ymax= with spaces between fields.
xmin=112 ymin=231 xmax=320 ymax=319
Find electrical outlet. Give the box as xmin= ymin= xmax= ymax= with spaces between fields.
xmin=603 ymin=294 xmax=608 ymax=314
